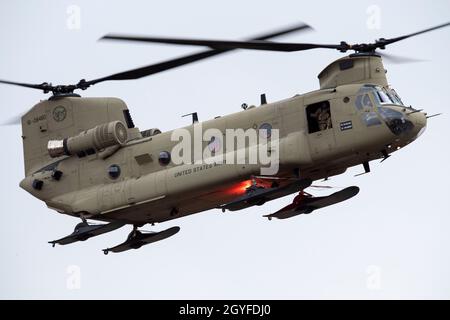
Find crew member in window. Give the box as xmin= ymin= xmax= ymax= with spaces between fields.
xmin=310 ymin=103 xmax=332 ymax=131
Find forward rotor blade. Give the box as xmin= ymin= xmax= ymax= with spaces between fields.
xmin=1 ymin=23 xmax=313 ymax=94
xmin=85 ymin=50 xmax=229 ymax=85
xmin=376 ymin=51 xmax=426 ymax=64
xmin=103 ymin=21 xmax=450 ymax=54
xmin=381 ymin=21 xmax=450 ymax=46
xmin=249 ymin=23 xmax=313 ymax=40
xmin=90 ymin=23 xmax=313 ymax=85
xmin=101 ymin=35 xmax=341 ymax=52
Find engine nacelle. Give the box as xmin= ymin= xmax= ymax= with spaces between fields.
xmin=48 ymin=121 xmax=128 ymax=158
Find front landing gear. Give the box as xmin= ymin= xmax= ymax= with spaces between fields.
xmin=102 ymin=225 xmax=180 ymax=255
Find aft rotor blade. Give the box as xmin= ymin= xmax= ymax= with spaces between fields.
xmin=1 ymin=114 xmax=22 ymax=126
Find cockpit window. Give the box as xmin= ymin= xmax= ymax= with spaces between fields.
xmin=355 ymin=93 xmax=382 ymax=127
xmin=376 ymin=89 xmax=392 ymax=104
xmin=389 ymin=89 xmax=404 ymax=105
xmin=378 ymin=107 xmax=414 ymax=135
xmin=375 ymin=86 xmax=403 ymax=105
xmin=355 ymin=93 xmax=374 ymax=111
xmin=360 ymin=84 xmax=404 ymax=106
xmin=362 ymin=112 xmax=382 ymax=127
xmin=356 ymin=85 xmax=412 ymax=134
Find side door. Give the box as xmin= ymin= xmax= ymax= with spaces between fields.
xmin=305 ymin=100 xmax=337 ymax=161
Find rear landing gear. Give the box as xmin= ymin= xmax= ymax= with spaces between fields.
xmin=103 ymin=226 xmax=141 ymax=255
xmin=102 ymin=225 xmax=181 ymax=255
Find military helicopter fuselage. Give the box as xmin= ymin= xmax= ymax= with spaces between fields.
xmin=19 ymin=54 xmax=427 ymax=225
xmin=2 ymin=20 xmax=446 ymax=253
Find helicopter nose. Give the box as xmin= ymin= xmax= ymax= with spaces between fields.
xmin=408 ymin=111 xmax=427 ymax=140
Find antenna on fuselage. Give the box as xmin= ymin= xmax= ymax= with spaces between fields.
xmin=182 ymin=112 xmax=199 ymax=124
xmin=260 ymin=94 xmax=267 ymax=105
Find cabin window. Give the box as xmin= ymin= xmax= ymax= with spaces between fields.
xmin=158 ymin=151 xmax=171 ymax=166
xmin=306 ymin=101 xmax=332 ymax=134
xmin=108 ymin=164 xmax=121 ymax=179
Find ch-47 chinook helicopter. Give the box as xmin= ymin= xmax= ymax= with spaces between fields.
xmin=1 ymin=22 xmax=448 ymax=254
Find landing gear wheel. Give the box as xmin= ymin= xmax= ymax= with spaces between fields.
xmin=101 ymin=226 xmax=180 ymax=254
xmin=103 ymin=250 xmax=109 ymax=255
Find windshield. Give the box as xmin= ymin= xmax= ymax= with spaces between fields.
xmin=374 ymin=86 xmax=404 ymax=106
xmin=360 ymin=84 xmax=404 ymax=106
xmin=388 ymin=89 xmax=404 ymax=105
xmin=355 ymin=85 xmax=412 ymax=134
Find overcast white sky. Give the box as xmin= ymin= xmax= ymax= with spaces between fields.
xmin=0 ymin=0 xmax=449 ymax=299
